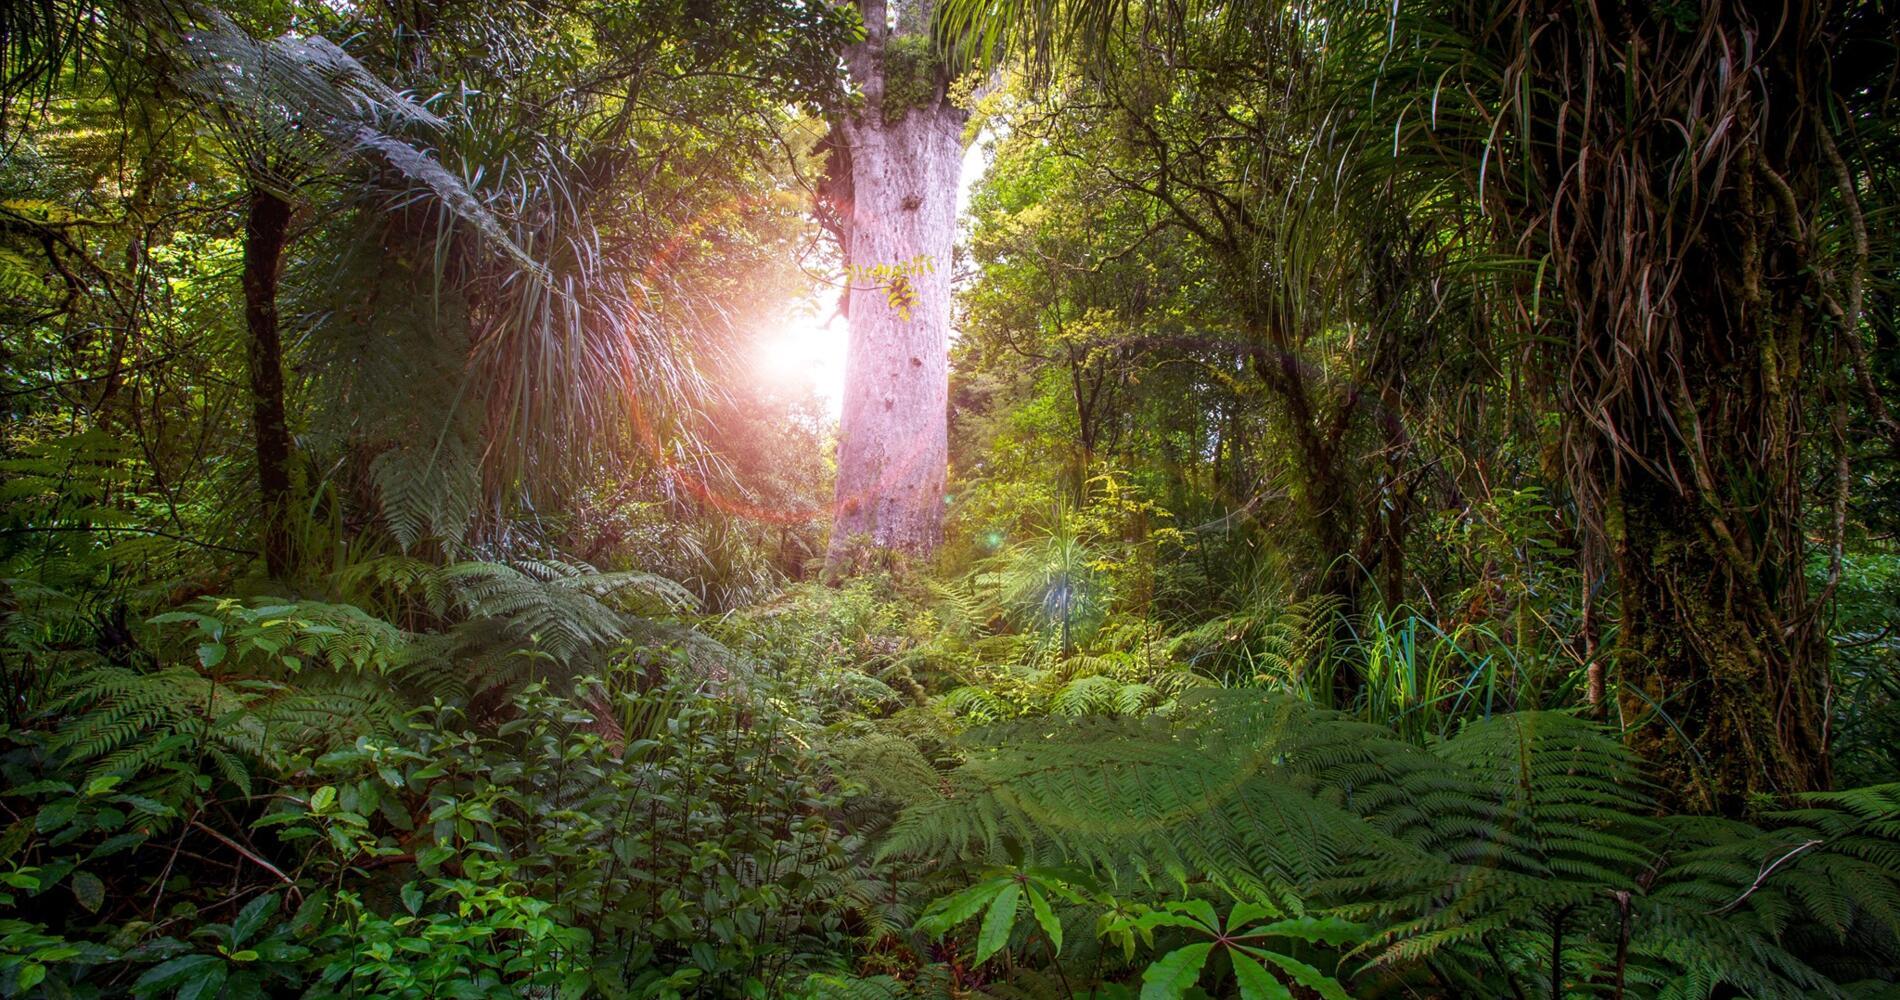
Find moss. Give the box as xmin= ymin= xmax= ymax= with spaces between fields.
xmin=879 ymin=35 xmax=943 ymax=124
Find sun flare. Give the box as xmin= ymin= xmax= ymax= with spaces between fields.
xmin=754 ymin=301 xmax=848 ymax=416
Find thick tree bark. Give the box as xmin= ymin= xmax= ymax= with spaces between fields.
xmin=242 ymin=186 xmax=296 ymax=578
xmin=1484 ymin=1 xmax=1834 ymax=810
xmin=1614 ymin=472 xmax=1829 ymax=813
xmin=822 ymin=0 xmax=966 ymax=570
xmin=1602 ymin=150 xmax=1833 ymax=806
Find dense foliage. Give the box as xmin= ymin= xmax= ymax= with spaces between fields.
xmin=2 ymin=0 xmax=1898 ymax=998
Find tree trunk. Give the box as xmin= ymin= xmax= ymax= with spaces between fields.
xmin=1482 ymin=1 xmax=1834 ymax=810
xmin=822 ymin=0 xmax=966 ymax=570
xmin=242 ymin=186 xmax=295 ymax=578
xmin=1250 ymin=340 xmax=1368 ymax=705
xmin=1614 ymin=472 xmax=1828 ymax=813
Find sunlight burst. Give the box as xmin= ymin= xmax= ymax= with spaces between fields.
xmin=754 ymin=302 xmax=848 ymax=416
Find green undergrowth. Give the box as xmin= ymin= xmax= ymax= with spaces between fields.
xmin=3 ymin=475 xmax=1899 ymax=997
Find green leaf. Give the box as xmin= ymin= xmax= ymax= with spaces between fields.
xmin=17 ymin=964 xmax=45 ymax=991
xmin=1245 ymin=915 xmax=1364 ymax=947
xmin=197 ymin=643 xmax=226 ymax=669
xmin=415 ymin=844 xmax=455 ymax=873
xmin=1226 ymin=901 xmax=1281 ymax=929
xmin=1231 ymin=953 xmax=1293 ymax=1000
xmin=287 ymin=889 xmax=330 ymax=937
xmin=4 ymin=780 xmax=74 ymax=798
xmin=920 ymin=879 xmax=1002 ymax=935
xmin=84 ymin=775 xmax=124 ymax=797
xmin=975 ymin=881 xmax=1021 ymax=965
xmin=253 ymin=938 xmax=310 ymax=963
xmin=1140 ymin=943 xmax=1213 ymax=1000
xmin=1257 ymin=951 xmax=1351 ymax=1000
xmin=35 ymin=798 xmax=77 ymax=833
xmin=88 ymin=831 xmax=147 ymax=860
xmin=309 ymin=786 xmax=336 ymax=813
xmin=175 ymin=960 xmax=227 ymax=1000
xmin=222 ymin=970 xmax=266 ymax=1000
xmin=1164 ymin=899 xmax=1220 ymax=932
xmin=231 ymin=892 xmax=279 ymax=947
xmin=1027 ymin=885 xmax=1062 ymax=953
xmin=150 ymin=610 xmax=217 ymax=630
xmin=134 ymin=954 xmax=222 ymax=994
xmin=401 ymin=881 xmax=424 ymax=915
xmin=70 ymin=870 xmax=104 ymax=913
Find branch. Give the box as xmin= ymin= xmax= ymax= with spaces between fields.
xmin=189 ymin=819 xmax=301 ymax=903
xmin=1706 ymin=839 xmax=1825 ymax=915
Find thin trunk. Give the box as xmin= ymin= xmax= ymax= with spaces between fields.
xmin=823 ymin=0 xmax=965 ymax=570
xmin=242 ymin=186 xmax=295 ymax=578
xmin=1067 ymin=342 xmax=1102 ymax=508
xmin=1548 ymin=905 xmax=1571 ymax=1000
xmin=1581 ymin=570 xmax=1604 ymax=719
xmin=1251 ymin=342 xmax=1365 ymax=704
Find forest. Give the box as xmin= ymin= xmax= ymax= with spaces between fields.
xmin=2 ymin=0 xmax=1899 ymax=996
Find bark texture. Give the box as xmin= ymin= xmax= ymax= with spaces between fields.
xmin=1483 ymin=1 xmax=1834 ymax=811
xmin=242 ymin=186 xmax=296 ymax=578
xmin=822 ymin=0 xmax=966 ymax=569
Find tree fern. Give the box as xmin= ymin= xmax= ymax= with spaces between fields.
xmin=368 ymin=437 xmax=484 ymax=552
xmin=802 ymin=966 xmax=983 ymax=1000
xmin=45 ymin=664 xmax=399 ymax=794
xmin=923 ymin=576 xmax=999 ymax=640
xmin=437 ymin=558 xmax=698 ymax=664
xmin=826 ymin=730 xmax=946 ymax=807
xmin=1167 ymin=592 xmax=1340 ymax=688
xmin=175 ymin=11 xmax=528 ymax=263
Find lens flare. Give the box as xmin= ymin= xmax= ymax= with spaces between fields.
xmin=753 ymin=304 xmax=846 ymax=416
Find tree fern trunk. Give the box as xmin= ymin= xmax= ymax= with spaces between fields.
xmin=822 ymin=0 xmax=966 ymax=570
xmin=242 ymin=185 xmax=295 ymax=578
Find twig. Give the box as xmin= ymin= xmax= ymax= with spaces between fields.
xmin=190 ymin=818 xmax=300 ymax=898
xmin=1609 ymin=890 xmax=1631 ymax=1000
xmin=1481 ymin=931 xmax=1530 ymax=1000
xmin=1707 ymin=839 xmax=1824 ymax=915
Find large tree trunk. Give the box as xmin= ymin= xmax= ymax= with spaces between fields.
xmin=1615 ymin=470 xmax=1829 ymax=813
xmin=1486 ymin=1 xmax=1834 ymax=810
xmin=242 ymin=186 xmax=296 ymax=578
xmin=822 ymin=0 xmax=966 ymax=570
xmin=1603 ymin=135 xmax=1833 ymax=809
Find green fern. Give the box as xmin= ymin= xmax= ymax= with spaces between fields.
xmin=46 ymin=664 xmax=400 ymax=792
xmin=1167 ymin=593 xmax=1340 ymax=688
xmin=438 ymin=558 xmax=698 ymax=663
xmin=368 ymin=436 xmax=483 ymax=551
xmin=879 ymin=691 xmax=1900 ymax=996
xmin=827 ymin=730 xmax=947 ymax=807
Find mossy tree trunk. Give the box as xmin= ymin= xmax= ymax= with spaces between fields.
xmin=1483 ymin=1 xmax=1835 ymax=810
xmin=1602 ymin=155 xmax=1833 ymax=808
xmin=821 ymin=0 xmax=966 ymax=570
xmin=241 ymin=185 xmax=296 ymax=579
